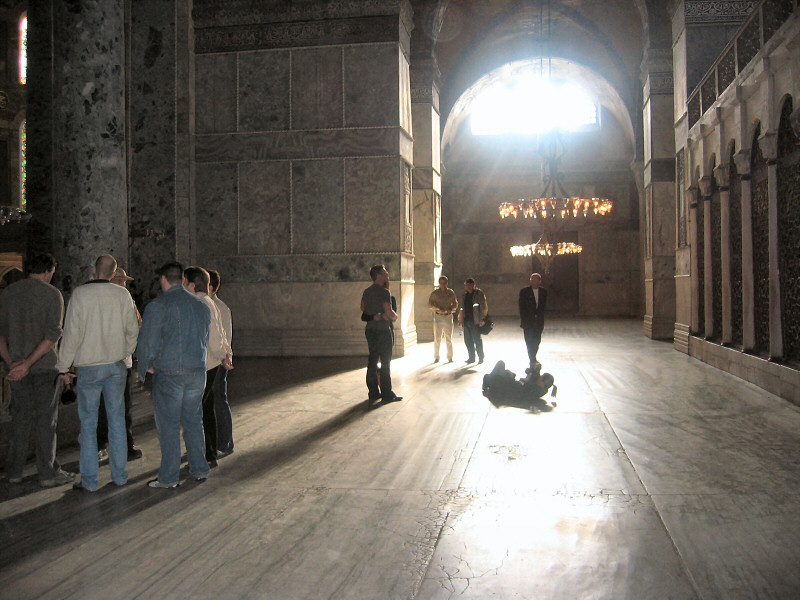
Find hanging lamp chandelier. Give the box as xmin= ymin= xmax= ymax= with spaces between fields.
xmin=499 ymin=136 xmax=613 ymax=222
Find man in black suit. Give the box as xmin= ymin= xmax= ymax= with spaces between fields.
xmin=519 ymin=273 xmax=547 ymax=369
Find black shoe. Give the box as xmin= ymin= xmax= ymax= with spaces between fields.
xmin=433 ymin=357 xmax=440 ymax=363
xmin=383 ymin=394 xmax=403 ymax=403
xmin=465 ymin=358 xmax=475 ymax=364
xmin=127 ymin=446 xmax=143 ymax=461
xmin=216 ymin=449 xmax=234 ymax=459
xmin=478 ymin=357 xmax=484 ymax=364
xmin=208 ymin=459 xmax=218 ymax=469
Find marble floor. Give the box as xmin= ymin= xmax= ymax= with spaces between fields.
xmin=1 ymin=318 xmax=800 ymax=599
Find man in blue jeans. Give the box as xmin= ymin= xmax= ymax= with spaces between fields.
xmin=136 ymin=262 xmax=211 ymax=489
xmin=56 ymin=255 xmax=140 ymax=492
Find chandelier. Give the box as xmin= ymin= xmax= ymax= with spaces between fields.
xmin=499 ymin=136 xmax=612 ymax=223
xmin=510 ymin=230 xmax=581 ymax=274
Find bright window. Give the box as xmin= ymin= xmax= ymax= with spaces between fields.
xmin=470 ymin=75 xmax=597 ymax=136
xmin=19 ymin=15 xmax=27 ymax=84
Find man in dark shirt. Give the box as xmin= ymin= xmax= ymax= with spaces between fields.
xmin=458 ymin=278 xmax=488 ymax=364
xmin=360 ymin=265 xmax=401 ymax=405
xmin=519 ymin=272 xmax=547 ymax=369
xmin=0 ymin=253 xmax=74 ymax=487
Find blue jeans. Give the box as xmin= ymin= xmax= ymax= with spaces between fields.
xmin=77 ymin=362 xmax=129 ymax=490
xmin=212 ymin=366 xmax=234 ymax=454
xmin=152 ymin=370 xmax=209 ymax=484
xmin=463 ymin=321 xmax=484 ymax=362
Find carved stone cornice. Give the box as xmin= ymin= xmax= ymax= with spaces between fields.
xmin=195 ymin=16 xmax=401 ymax=54
xmin=733 ymin=150 xmax=751 ymax=177
xmin=645 ymin=73 xmax=674 ymax=97
xmin=698 ymin=175 xmax=714 ymax=197
xmin=193 ymin=0 xmax=414 ymax=33
xmin=713 ymin=163 xmax=730 ymax=189
xmin=685 ymin=1 xmax=757 ymax=25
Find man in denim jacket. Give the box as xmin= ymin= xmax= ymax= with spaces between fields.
xmin=136 ymin=262 xmax=211 ymax=488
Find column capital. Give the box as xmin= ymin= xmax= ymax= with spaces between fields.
xmin=713 ymin=163 xmax=730 ymax=189
xmin=758 ymin=131 xmax=778 ymax=163
xmin=687 ymin=186 xmax=700 ymax=208
xmin=698 ymin=175 xmax=714 ymax=198
xmin=733 ymin=150 xmax=751 ymax=176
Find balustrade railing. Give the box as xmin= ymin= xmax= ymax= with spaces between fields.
xmin=687 ymin=0 xmax=798 ymax=129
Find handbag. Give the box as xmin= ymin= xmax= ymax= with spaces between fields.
xmin=479 ymin=315 xmax=494 ymax=335
xmin=53 ymin=376 xmax=77 ymax=405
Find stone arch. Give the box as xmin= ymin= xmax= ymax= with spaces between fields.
xmin=777 ymin=94 xmax=800 ymax=364
xmin=750 ymin=121 xmax=770 ymax=357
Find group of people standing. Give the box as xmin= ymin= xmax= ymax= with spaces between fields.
xmin=360 ymin=266 xmax=548 ymax=402
xmin=0 ymin=254 xmax=235 ymax=490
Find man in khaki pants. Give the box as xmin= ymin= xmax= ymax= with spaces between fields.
xmin=427 ymin=276 xmax=459 ymax=363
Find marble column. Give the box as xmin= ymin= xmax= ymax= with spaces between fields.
xmin=733 ymin=150 xmax=754 ymax=351
xmin=27 ymin=0 xmax=128 ymax=285
xmin=713 ymin=163 xmax=731 ymax=344
xmin=641 ymin=47 xmax=676 ymax=340
xmin=411 ymin=58 xmax=442 ymax=344
xmin=688 ymin=187 xmax=700 ymax=334
xmin=699 ymin=176 xmax=714 ymax=339
xmin=760 ymin=131 xmax=782 ymax=359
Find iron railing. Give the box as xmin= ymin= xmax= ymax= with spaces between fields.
xmin=687 ymin=0 xmax=798 ymax=129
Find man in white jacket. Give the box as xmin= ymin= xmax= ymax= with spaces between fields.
xmin=183 ymin=266 xmax=232 ymax=468
xmin=57 ymin=255 xmax=140 ymax=491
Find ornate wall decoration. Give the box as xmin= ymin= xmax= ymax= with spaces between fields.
xmin=403 ymin=163 xmax=413 ymax=253
xmin=778 ymin=98 xmax=800 ymax=365
xmin=711 ymin=179 xmax=722 ymax=342
xmin=729 ymin=151 xmax=743 ymax=348
xmin=678 ymin=150 xmax=687 ymax=247
xmin=685 ymin=1 xmax=757 ymax=25
xmin=751 ymin=130 xmax=770 ymax=357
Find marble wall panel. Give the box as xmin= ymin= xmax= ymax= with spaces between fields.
xmin=344 ymin=157 xmax=401 ymax=252
xmin=195 ymin=163 xmax=238 ymax=257
xmin=292 ymin=159 xmax=344 ymax=254
xmin=196 ymin=53 xmax=237 ymax=133
xmin=238 ymin=50 xmax=290 ymax=132
xmin=291 ymin=47 xmax=343 ymax=130
xmin=239 ymin=161 xmax=290 ymax=255
xmin=129 ymin=0 xmax=179 ymax=293
xmin=344 ymin=44 xmax=399 ymax=128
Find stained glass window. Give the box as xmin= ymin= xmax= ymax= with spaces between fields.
xmin=19 ymin=15 xmax=27 ymax=84
xmin=20 ymin=121 xmax=26 ymax=210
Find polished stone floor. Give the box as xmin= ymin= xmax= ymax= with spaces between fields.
xmin=2 ymin=318 xmax=800 ymax=599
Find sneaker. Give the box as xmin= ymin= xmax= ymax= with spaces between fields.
xmin=40 ymin=470 xmax=76 ymax=488
xmin=127 ymin=446 xmax=143 ymax=461
xmin=193 ymin=475 xmax=208 ymax=483
xmin=148 ymin=479 xmax=179 ymax=489
xmin=98 ymin=448 xmax=109 ymax=463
